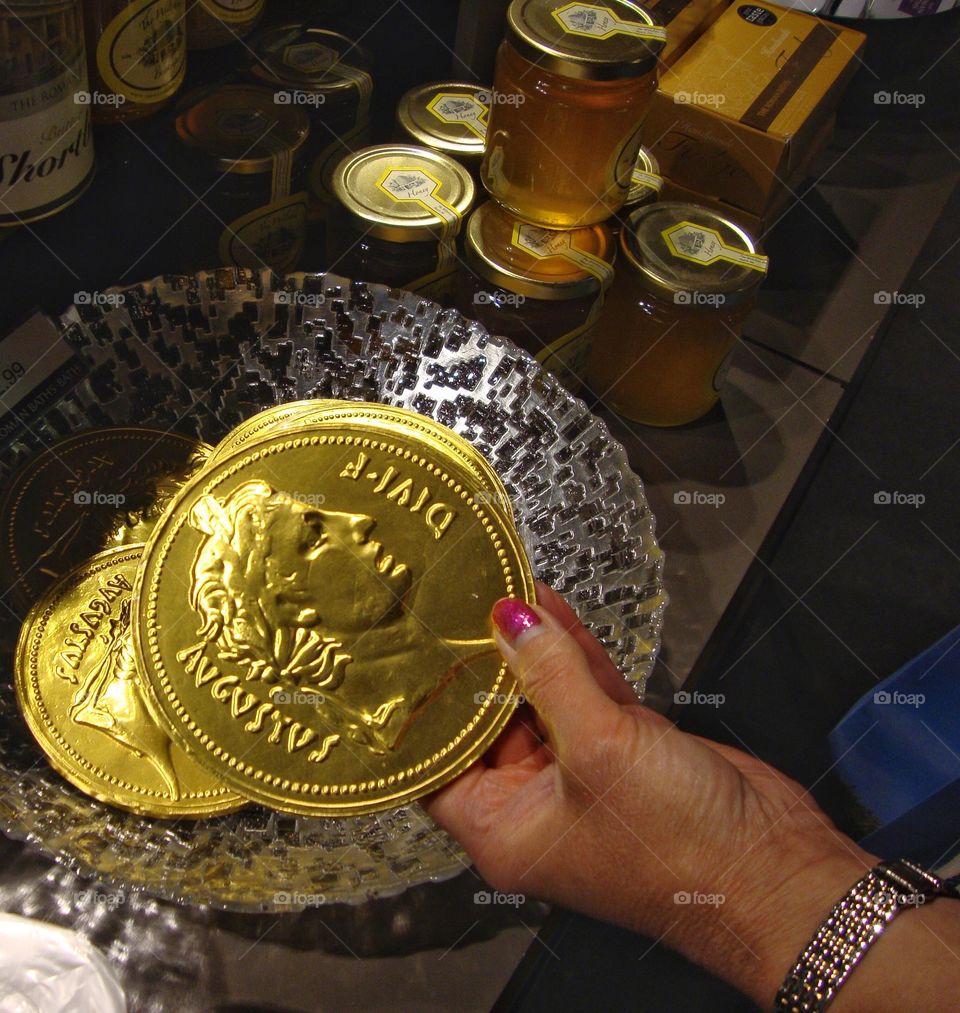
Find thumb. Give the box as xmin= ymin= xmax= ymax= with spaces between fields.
xmin=491 ymin=597 xmax=622 ymax=758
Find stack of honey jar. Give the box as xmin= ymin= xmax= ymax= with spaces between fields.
xmin=335 ymin=0 xmax=771 ymax=427
xmin=1 ymin=0 xmax=772 ymax=427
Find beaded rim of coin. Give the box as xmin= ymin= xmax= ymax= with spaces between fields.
xmin=132 ymin=429 xmax=536 ymax=816
xmin=226 ymin=401 xmax=515 ymax=521
xmin=14 ymin=546 xmax=245 ymax=819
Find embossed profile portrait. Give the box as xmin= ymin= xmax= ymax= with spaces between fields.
xmin=70 ymin=599 xmax=181 ymax=798
xmin=187 ymin=482 xmax=494 ymax=756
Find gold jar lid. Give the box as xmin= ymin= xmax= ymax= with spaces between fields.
xmin=250 ymin=24 xmax=371 ymax=96
xmin=506 ymin=0 xmax=665 ymax=81
xmin=175 ymin=84 xmax=309 ymax=175
xmin=621 ymin=202 xmax=768 ymax=306
xmin=625 ymin=146 xmax=662 ymax=207
xmin=331 ymin=144 xmax=476 ymax=243
xmin=465 ymin=200 xmax=615 ymax=301
xmin=396 ymin=82 xmax=489 ymax=163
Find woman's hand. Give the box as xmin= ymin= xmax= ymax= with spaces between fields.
xmin=425 ymin=584 xmax=879 ymax=1006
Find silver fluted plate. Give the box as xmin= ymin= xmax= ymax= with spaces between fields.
xmin=0 ymin=270 xmax=665 ymax=911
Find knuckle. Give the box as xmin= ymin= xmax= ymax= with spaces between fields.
xmin=521 ymin=642 xmax=572 ymax=703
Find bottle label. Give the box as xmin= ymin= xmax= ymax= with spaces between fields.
xmin=0 ymin=63 xmax=95 ymax=225
xmin=662 ymin=222 xmax=768 ymax=273
xmin=553 ymin=4 xmax=667 ymax=42
xmin=219 ymin=192 xmax=308 ymax=272
xmin=512 ymin=223 xmax=614 ymax=287
xmin=97 ymin=0 xmax=187 ymax=105
xmin=376 ymin=167 xmax=462 ymax=238
xmin=426 ymin=93 xmax=488 ymax=140
xmin=197 ymin=0 xmax=263 ymax=23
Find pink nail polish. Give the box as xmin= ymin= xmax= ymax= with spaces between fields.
xmin=492 ymin=598 xmax=541 ymax=644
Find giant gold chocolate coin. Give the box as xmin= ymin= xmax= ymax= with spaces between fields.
xmin=133 ymin=427 xmax=535 ymax=816
xmin=15 ymin=546 xmax=244 ymax=818
xmin=0 ymin=428 xmax=210 ymax=616
xmin=210 ymin=400 xmax=337 ymax=463
xmin=273 ymin=402 xmax=514 ymax=522
xmin=215 ymin=400 xmax=514 ymax=521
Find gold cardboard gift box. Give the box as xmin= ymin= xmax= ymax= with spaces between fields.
xmin=645 ymin=4 xmax=865 ymax=220
xmin=644 ymin=0 xmax=730 ymax=66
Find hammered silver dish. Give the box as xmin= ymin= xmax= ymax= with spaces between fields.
xmin=0 ymin=269 xmax=665 ymax=911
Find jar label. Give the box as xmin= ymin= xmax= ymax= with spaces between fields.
xmin=97 ymin=0 xmax=187 ymax=105
xmin=197 ymin=0 xmax=263 ymax=22
xmin=631 ymin=168 xmax=663 ymax=192
xmin=552 ymin=4 xmax=667 ymax=42
xmin=376 ymin=167 xmax=462 ymax=238
xmin=662 ymin=222 xmax=768 ymax=273
xmin=0 ymin=63 xmax=95 ymax=225
xmin=426 ymin=93 xmax=489 ymax=140
xmin=513 ymin=223 xmax=614 ymax=287
xmin=219 ymin=192 xmax=308 ymax=272
xmin=408 ymin=241 xmax=458 ymax=301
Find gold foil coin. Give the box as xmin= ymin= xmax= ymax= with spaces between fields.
xmin=210 ymin=401 xmax=338 ymax=464
xmin=0 ymin=428 xmax=211 ymax=618
xmin=133 ymin=426 xmax=535 ymax=816
xmin=15 ymin=546 xmax=244 ymax=819
xmin=223 ymin=400 xmax=514 ymax=521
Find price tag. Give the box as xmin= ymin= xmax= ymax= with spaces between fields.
xmin=0 ymin=314 xmax=86 ymax=449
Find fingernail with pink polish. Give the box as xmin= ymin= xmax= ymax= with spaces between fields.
xmin=492 ymin=598 xmax=543 ymax=646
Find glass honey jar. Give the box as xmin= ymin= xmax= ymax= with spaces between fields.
xmin=481 ymin=0 xmax=665 ymax=228
xmin=82 ymin=0 xmax=186 ymax=124
xmin=174 ymin=83 xmax=309 ymax=273
xmin=249 ymin=25 xmax=373 ymax=219
xmin=457 ymin=200 xmax=615 ymax=393
xmin=328 ymin=144 xmax=475 ymax=301
xmin=589 ymin=202 xmax=768 ymax=427
xmin=186 ymin=0 xmax=264 ymax=50
xmin=396 ymin=81 xmax=490 ymax=179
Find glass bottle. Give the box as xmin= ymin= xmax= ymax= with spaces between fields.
xmin=186 ymin=0 xmax=264 ymax=50
xmin=481 ymin=0 xmax=664 ymax=228
xmin=0 ymin=0 xmax=95 ymax=226
xmin=82 ymin=0 xmax=187 ymax=124
xmin=589 ymin=202 xmax=768 ymax=426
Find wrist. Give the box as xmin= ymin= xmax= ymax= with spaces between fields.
xmin=670 ymin=829 xmax=877 ymax=1007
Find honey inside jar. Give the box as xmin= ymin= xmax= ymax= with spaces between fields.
xmin=481 ymin=0 xmax=664 ymax=228
xmin=457 ymin=200 xmax=615 ymax=393
xmin=328 ymin=143 xmax=475 ymax=298
xmin=589 ymin=202 xmax=768 ymax=426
